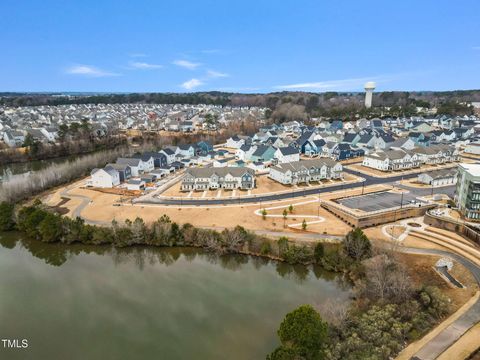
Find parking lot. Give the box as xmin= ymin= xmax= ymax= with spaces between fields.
xmin=337 ymin=191 xmax=419 ymax=212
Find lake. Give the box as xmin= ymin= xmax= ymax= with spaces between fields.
xmin=0 ymin=232 xmax=351 ymax=360
xmin=0 ymin=156 xmax=78 ymax=182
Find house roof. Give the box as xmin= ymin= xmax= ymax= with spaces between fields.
xmin=271 ymin=158 xmax=339 ymax=174
xmin=161 ymin=148 xmax=175 ymax=155
xmin=106 ymin=163 xmax=130 ymax=171
xmin=277 ymin=146 xmax=299 ymax=156
xmin=185 ymin=167 xmax=255 ymax=178
xmin=420 ymin=169 xmax=457 ymax=180
xmin=116 ymin=157 xmax=141 ymax=167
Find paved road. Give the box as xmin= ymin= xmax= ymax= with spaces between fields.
xmin=401 ymin=247 xmax=480 ymax=360
xmin=137 ymin=168 xmax=431 ymax=206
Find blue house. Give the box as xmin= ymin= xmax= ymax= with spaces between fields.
xmin=409 ymin=132 xmax=430 ymax=146
xmin=330 ymin=120 xmax=344 ymax=131
xmin=251 ymin=145 xmax=277 ymax=162
xmin=142 ymin=152 xmax=168 ymax=168
xmin=196 ymin=141 xmax=213 ymax=156
xmin=332 ymin=144 xmax=364 ymax=161
xmin=303 ymin=139 xmax=326 ymax=156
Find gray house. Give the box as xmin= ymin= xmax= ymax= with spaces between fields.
xmin=181 ymin=167 xmax=255 ymax=191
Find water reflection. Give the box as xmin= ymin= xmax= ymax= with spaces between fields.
xmin=0 ymin=232 xmax=349 ymax=288
xmin=0 ymin=232 xmax=351 ymax=360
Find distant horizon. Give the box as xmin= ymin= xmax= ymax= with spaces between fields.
xmin=2 ymin=88 xmax=480 ymax=96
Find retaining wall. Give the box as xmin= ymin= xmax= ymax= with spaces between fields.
xmin=424 ymin=212 xmax=480 ymax=245
xmin=322 ymin=201 xmax=436 ymax=228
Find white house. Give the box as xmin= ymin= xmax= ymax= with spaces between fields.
xmin=181 ymin=167 xmax=255 ymax=191
xmin=464 ymin=141 xmax=480 ymax=155
xmin=126 ymin=179 xmax=146 ymax=191
xmin=274 ymin=147 xmax=300 ymax=164
xmin=89 ymin=168 xmax=120 ymax=188
xmin=417 ymin=169 xmax=457 ymax=187
xmin=40 ymin=127 xmax=58 ymax=142
xmin=177 ymin=144 xmax=195 ymax=158
xmin=131 ymin=155 xmax=155 ymax=172
xmin=226 ymin=135 xmax=247 ymax=149
xmin=3 ymin=130 xmax=25 ymax=147
xmin=159 ymin=148 xmax=176 ymax=164
xmin=362 ymin=149 xmax=420 ymax=171
xmin=235 ymin=144 xmax=256 ymax=161
xmin=415 ymin=145 xmax=459 ymax=165
xmin=269 ymin=158 xmax=342 ymax=185
xmin=116 ymin=158 xmax=142 ymax=176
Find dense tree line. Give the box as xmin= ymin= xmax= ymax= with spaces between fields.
xmin=0 ymin=136 xmax=127 ymax=165
xmin=0 ymin=200 xmax=373 ymax=270
xmin=2 ymin=90 xmax=479 ymax=117
xmin=0 ymin=148 xmax=129 ymax=203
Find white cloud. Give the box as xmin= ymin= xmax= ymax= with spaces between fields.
xmin=181 ymin=78 xmax=203 ymax=90
xmin=65 ymin=65 xmax=120 ymax=77
xmin=206 ymin=70 xmax=229 ymax=78
xmin=129 ymin=61 xmax=163 ymax=70
xmin=201 ymin=49 xmax=222 ymax=54
xmin=129 ymin=53 xmax=147 ymax=57
xmin=173 ymin=60 xmax=201 ymax=70
xmin=273 ymin=76 xmax=392 ymax=91
xmin=473 ymin=46 xmax=480 ymax=50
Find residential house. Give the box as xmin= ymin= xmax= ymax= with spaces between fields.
xmin=418 ymin=169 xmax=457 ymax=187
xmin=89 ymin=167 xmax=120 ymax=188
xmin=274 ymin=146 xmax=300 ymax=164
xmin=141 ymin=152 xmax=168 ymax=168
xmin=235 ymin=144 xmax=256 ymax=161
xmin=465 ymin=141 xmax=480 ymax=155
xmin=177 ymin=144 xmax=195 ymax=158
xmin=105 ymin=163 xmax=132 ymax=182
xmin=362 ymin=149 xmax=420 ymax=171
xmin=269 ymin=158 xmax=343 ymax=185
xmin=131 ymin=154 xmax=155 ymax=172
xmin=331 ymin=143 xmax=364 ymax=161
xmin=195 ymin=141 xmax=213 ymax=155
xmin=3 ymin=130 xmax=25 ymax=147
xmin=415 ymin=145 xmax=459 ymax=165
xmin=116 ymin=158 xmax=143 ymax=176
xmin=226 ymin=135 xmax=249 ymax=149
xmin=181 ymin=167 xmax=255 ymax=191
xmin=159 ymin=148 xmax=176 ymax=164
xmin=250 ymin=145 xmax=277 ymax=162
xmin=126 ymin=179 xmax=146 ymax=191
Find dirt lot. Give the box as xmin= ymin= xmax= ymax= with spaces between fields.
xmin=161 ymin=172 xmax=361 ymax=198
xmin=47 ymin=183 xmax=351 ymax=236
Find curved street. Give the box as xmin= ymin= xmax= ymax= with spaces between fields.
xmin=137 ymin=168 xmax=450 ymax=206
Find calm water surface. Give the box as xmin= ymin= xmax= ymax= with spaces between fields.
xmin=0 ymin=232 xmax=350 ymax=360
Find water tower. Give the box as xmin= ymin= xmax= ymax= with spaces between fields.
xmin=364 ymin=81 xmax=376 ymax=108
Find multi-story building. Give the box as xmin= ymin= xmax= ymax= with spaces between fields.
xmin=363 ymin=145 xmax=458 ymax=172
xmin=181 ymin=167 xmax=255 ymax=191
xmin=268 ymin=159 xmax=342 ymax=185
xmin=362 ymin=149 xmax=420 ymax=171
xmin=456 ymin=164 xmax=480 ymax=220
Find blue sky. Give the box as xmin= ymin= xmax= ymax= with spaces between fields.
xmin=1 ymin=0 xmax=479 ymax=93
